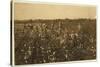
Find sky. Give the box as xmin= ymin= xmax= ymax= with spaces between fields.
xmin=14 ymin=3 xmax=96 ymax=20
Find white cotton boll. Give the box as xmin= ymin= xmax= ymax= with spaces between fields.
xmin=25 ymin=60 xmax=28 ymax=63
xmin=24 ymin=55 xmax=27 ymax=60
xmin=40 ymin=47 xmax=44 ymax=50
xmin=60 ymin=39 xmax=65 ymax=44
xmin=24 ymin=44 xmax=26 ymax=47
xmin=43 ymin=60 xmax=46 ymax=63
xmin=53 ymin=52 xmax=55 ymax=55
xmin=21 ymin=49 xmax=24 ymax=52
xmin=65 ymin=54 xmax=68 ymax=59
xmin=33 ymin=46 xmax=35 ymax=48
xmin=52 ymin=57 xmax=55 ymax=61
xmin=28 ymin=50 xmax=32 ymax=56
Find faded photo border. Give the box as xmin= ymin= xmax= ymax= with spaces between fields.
xmin=11 ymin=0 xmax=97 ymax=66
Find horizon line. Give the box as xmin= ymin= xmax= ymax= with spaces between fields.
xmin=14 ymin=18 xmax=96 ymax=21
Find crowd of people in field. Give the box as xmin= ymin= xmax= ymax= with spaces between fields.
xmin=14 ymin=19 xmax=96 ymax=65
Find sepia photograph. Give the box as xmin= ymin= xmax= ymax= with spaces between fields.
xmin=11 ymin=0 xmax=96 ymax=65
